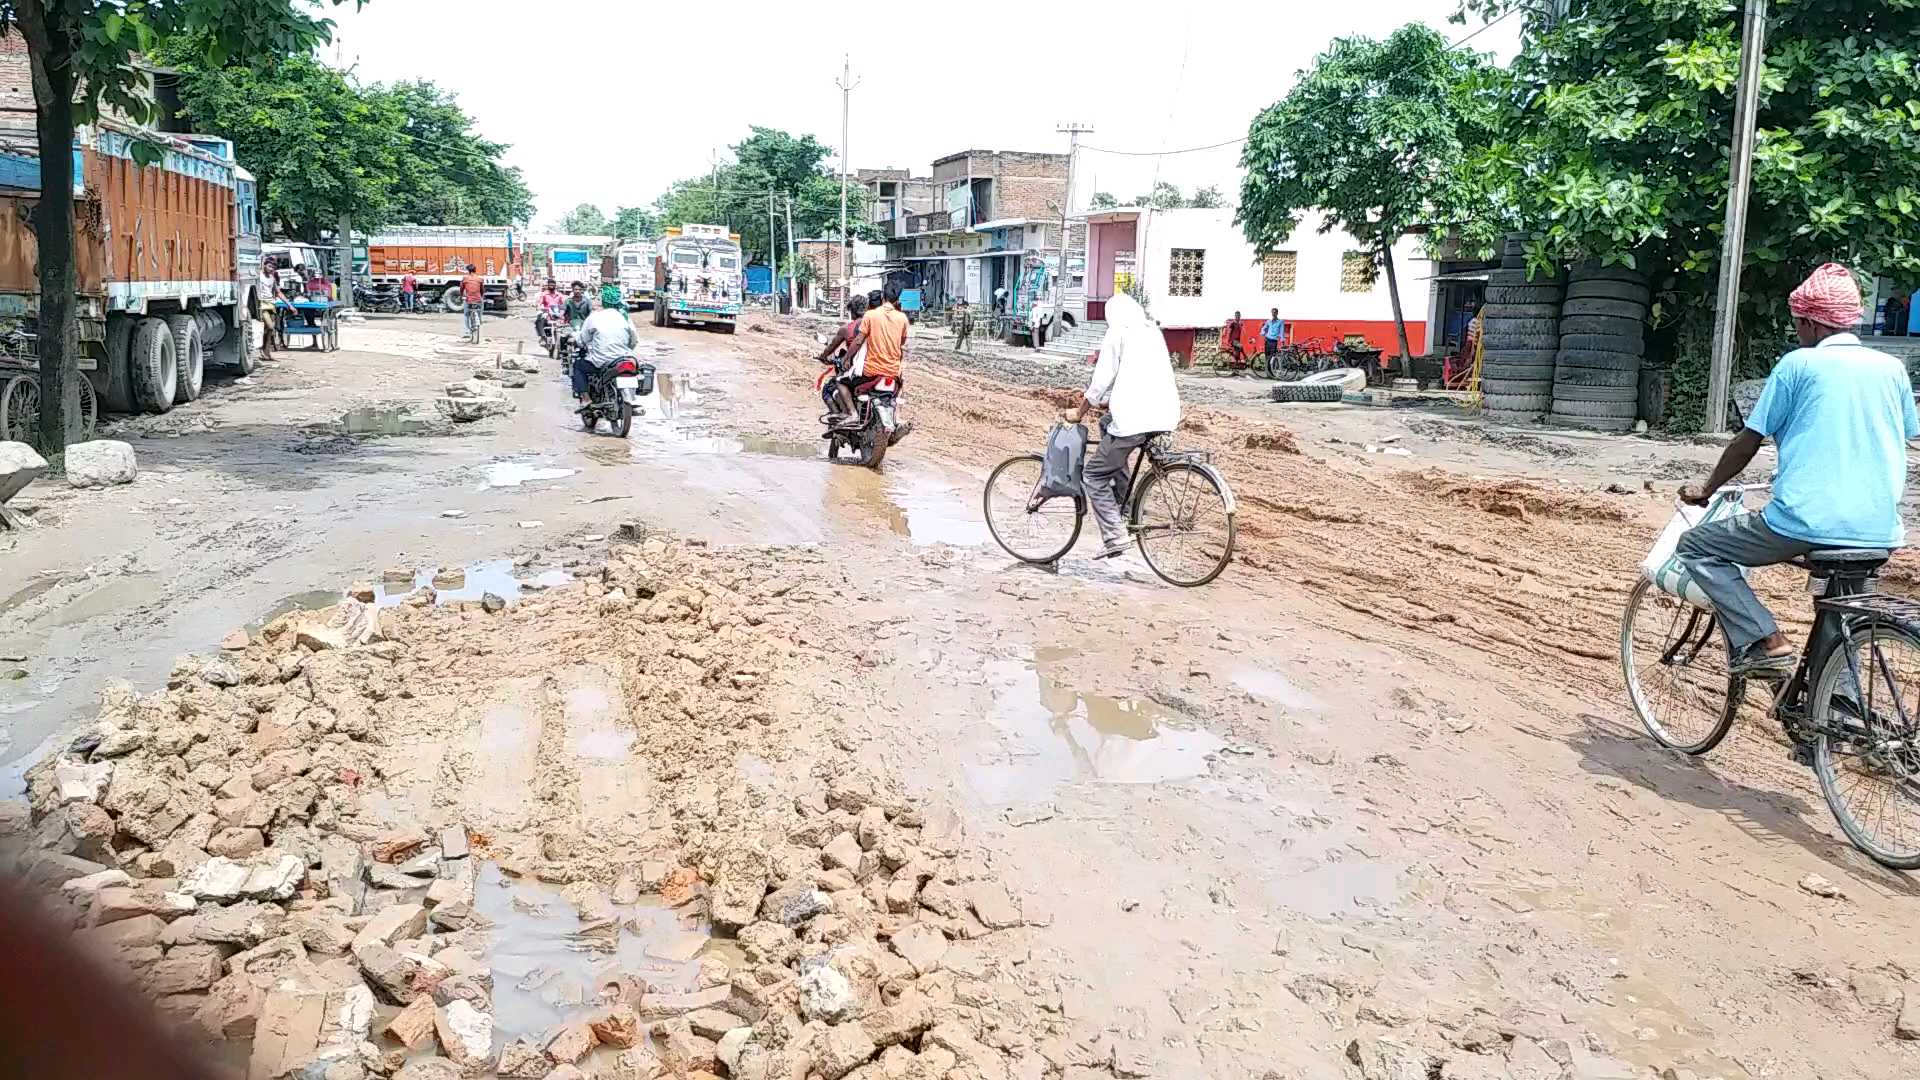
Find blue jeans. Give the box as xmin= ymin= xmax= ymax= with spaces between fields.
xmin=1676 ymin=512 xmax=1816 ymax=651
xmin=571 ymin=354 xmax=596 ymax=397
xmin=464 ymin=301 xmax=482 ymax=335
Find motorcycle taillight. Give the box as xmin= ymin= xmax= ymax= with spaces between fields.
xmin=614 ymin=359 xmax=639 ymax=375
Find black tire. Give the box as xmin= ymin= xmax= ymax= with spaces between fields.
xmin=165 ymin=314 xmax=204 ymax=404
xmin=1553 ymin=365 xmax=1637 ymax=389
xmin=1551 ymin=394 xmax=1637 ymax=416
xmin=94 ymin=316 xmax=136 ymax=414
xmin=441 ymin=285 xmax=463 ymax=313
xmin=1484 ymin=316 xmax=1560 ymax=338
xmin=1556 ymin=349 xmax=1643 ymax=370
xmin=1483 ymin=332 xmax=1560 ymax=353
xmin=223 ymin=312 xmax=258 ymax=375
xmin=1559 ymin=333 xmax=1643 ymax=356
xmin=1482 ymin=303 xmax=1561 ymax=320
xmin=720 ymin=321 xmax=738 ymax=335
xmin=1559 ymin=314 xmax=1645 ymax=337
xmin=1565 ymin=279 xmax=1651 ymax=305
xmin=984 ymin=453 xmax=1083 ymax=564
xmin=1562 ymin=297 xmax=1647 ymax=321
xmin=1551 ymin=382 xmax=1638 ymax=403
xmin=1479 ymin=348 xmax=1559 ymax=366
xmin=130 ymin=317 xmax=177 ymax=414
xmin=1568 ymin=262 xmax=1647 ymax=285
xmin=1620 ymin=578 xmax=1738 ymax=754
xmin=1482 ymin=391 xmax=1550 ymax=412
xmin=580 ymin=401 xmax=597 ymax=432
xmin=1130 ymin=463 xmax=1235 ymax=588
xmin=1271 ymin=382 xmax=1343 ymax=403
xmin=1551 ymin=413 xmax=1636 ymax=433
xmin=863 ymin=426 xmax=888 ymax=469
xmin=612 ymin=397 xmax=632 ymax=438
xmin=1484 ymin=285 xmax=1564 ymax=306
xmin=1483 ymin=363 xmax=1555 ymax=382
xmin=1811 ymin=622 xmax=1920 ymax=869
xmin=1489 ymin=267 xmax=1564 ymax=287
xmin=1501 ymin=233 xmax=1529 ymax=258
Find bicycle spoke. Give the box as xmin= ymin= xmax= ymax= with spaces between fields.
xmin=1816 ymin=626 xmax=1920 ymax=865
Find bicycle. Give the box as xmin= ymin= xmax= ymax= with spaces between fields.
xmin=1621 ymin=484 xmax=1920 ymax=868
xmin=1265 ymin=337 xmax=1336 ymax=380
xmin=982 ymin=428 xmax=1237 ymax=587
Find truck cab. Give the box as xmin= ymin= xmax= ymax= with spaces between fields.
xmin=617 ymin=241 xmax=655 ymax=309
xmin=651 ymin=224 xmax=743 ymax=333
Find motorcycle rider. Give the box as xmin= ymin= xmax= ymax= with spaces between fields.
xmin=831 ymin=282 xmax=909 ymax=431
xmin=573 ymin=290 xmax=637 ymax=406
xmin=817 ymin=294 xmax=869 ymax=419
xmin=562 ymin=281 xmax=594 ymax=329
xmin=534 ymin=279 xmax=565 ymax=340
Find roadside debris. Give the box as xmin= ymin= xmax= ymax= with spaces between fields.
xmin=62 ymin=440 xmax=139 ymax=488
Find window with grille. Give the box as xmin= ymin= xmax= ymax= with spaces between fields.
xmin=1168 ymin=248 xmax=1205 ymax=297
xmin=1262 ymin=251 xmax=1297 ymax=292
xmin=1340 ymin=252 xmax=1374 ymax=292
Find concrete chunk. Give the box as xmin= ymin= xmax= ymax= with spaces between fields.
xmin=433 ymin=999 xmax=494 ymax=1072
xmin=0 ymin=440 xmax=48 ymax=503
xmin=63 ymin=440 xmax=138 ymax=488
xmin=383 ymin=995 xmax=438 ymax=1050
xmin=351 ymin=903 xmax=426 ymax=953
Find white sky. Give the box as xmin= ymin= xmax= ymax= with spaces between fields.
xmin=324 ymin=1 xmax=1519 ymax=229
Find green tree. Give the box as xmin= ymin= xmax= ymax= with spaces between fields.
xmin=610 ymin=205 xmax=657 ymax=240
xmin=1089 ymin=191 xmax=1119 ymax=210
xmin=652 ymin=127 xmax=870 ymax=273
xmin=7 ymin=0 xmax=346 ymax=452
xmin=379 ymin=80 xmax=532 ymax=227
xmin=557 ymin=203 xmax=608 ymax=234
xmin=167 ymin=53 xmax=403 ymax=241
xmin=1187 ymin=185 xmax=1225 ymax=209
xmin=1238 ymin=24 xmax=1496 ymax=361
xmin=1461 ymin=0 xmax=1920 ymax=427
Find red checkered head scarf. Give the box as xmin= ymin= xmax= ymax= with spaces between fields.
xmin=1788 ymin=262 xmax=1862 ymax=329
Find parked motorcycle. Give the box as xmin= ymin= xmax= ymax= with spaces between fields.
xmin=576 ymin=347 xmax=653 ymax=438
xmin=352 ymin=281 xmax=402 ymax=314
xmin=816 ymin=335 xmax=909 ymax=468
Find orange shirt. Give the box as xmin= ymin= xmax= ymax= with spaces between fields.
xmin=858 ymin=305 xmax=909 ymax=378
xmin=461 ymin=274 xmax=484 ymax=303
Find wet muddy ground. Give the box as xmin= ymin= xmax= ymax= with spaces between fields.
xmin=6 ymin=307 xmax=1920 ymax=1078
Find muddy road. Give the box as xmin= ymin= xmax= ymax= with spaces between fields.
xmin=5 ymin=308 xmax=1918 ymax=1079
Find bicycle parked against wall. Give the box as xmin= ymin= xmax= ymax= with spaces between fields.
xmin=1621 ymin=482 xmax=1920 ymax=868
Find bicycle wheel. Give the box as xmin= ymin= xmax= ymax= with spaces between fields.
xmin=1619 ymin=578 xmax=1740 ymax=754
xmin=1810 ymin=621 xmax=1920 ymax=869
xmin=1130 ymin=462 xmax=1235 ymax=587
xmin=983 ymin=453 xmax=1082 ymax=564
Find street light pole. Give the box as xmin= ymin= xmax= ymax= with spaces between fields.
xmin=1054 ymin=123 xmax=1092 ymax=313
xmin=785 ymin=194 xmax=798 ymax=312
xmin=1705 ymin=0 xmax=1769 ymax=434
xmin=836 ymin=56 xmax=858 ymax=301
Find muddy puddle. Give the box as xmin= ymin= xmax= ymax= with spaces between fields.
xmin=471 ymin=863 xmax=714 ymax=1044
xmin=375 ymin=559 xmax=571 ymax=606
xmin=339 ymin=406 xmax=432 ymax=436
xmin=967 ymin=647 xmax=1228 ymax=802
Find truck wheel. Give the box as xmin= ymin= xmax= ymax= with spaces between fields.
xmin=441 ymin=285 xmax=463 ymax=313
xmin=130 ymin=317 xmax=178 ymax=414
xmin=166 ymin=314 xmax=205 ymax=403
xmin=219 ymin=304 xmax=258 ymax=375
xmin=97 ymin=315 xmax=137 ymax=414
xmin=719 ymin=321 xmax=737 ymax=335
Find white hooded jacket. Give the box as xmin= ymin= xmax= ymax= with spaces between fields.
xmin=1085 ymin=294 xmax=1180 ymax=437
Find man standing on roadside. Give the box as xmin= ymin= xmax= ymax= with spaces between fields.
xmin=400 ymin=271 xmax=417 ymax=313
xmin=1679 ymin=263 xmax=1920 ymax=678
xmin=1262 ymin=307 xmax=1286 ymax=369
xmin=1222 ymin=310 xmax=1245 ymax=369
xmin=953 ymin=297 xmax=974 ymax=353
xmin=460 ymin=263 xmax=485 ymax=343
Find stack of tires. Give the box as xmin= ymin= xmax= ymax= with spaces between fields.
xmin=1550 ymin=264 xmax=1647 ymax=432
xmin=1480 ymin=234 xmax=1564 ymax=423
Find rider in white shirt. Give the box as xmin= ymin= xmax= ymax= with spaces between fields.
xmin=1061 ymin=293 xmax=1181 ymax=558
xmin=572 ymin=296 xmax=635 ymax=404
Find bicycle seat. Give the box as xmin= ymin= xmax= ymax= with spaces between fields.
xmin=1799 ymin=548 xmax=1890 ymax=576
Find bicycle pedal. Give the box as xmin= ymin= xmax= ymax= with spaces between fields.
xmin=1789 ymin=743 xmax=1815 ymax=768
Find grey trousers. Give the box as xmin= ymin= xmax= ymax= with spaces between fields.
xmin=1085 ymin=427 xmax=1149 ymax=548
xmin=1675 ymin=512 xmax=1816 ymax=651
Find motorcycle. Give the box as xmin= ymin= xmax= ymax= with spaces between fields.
xmin=576 ymin=346 xmax=653 ymax=438
xmin=816 ymin=335 xmax=909 ymax=469
xmin=352 ymin=281 xmax=402 ymax=314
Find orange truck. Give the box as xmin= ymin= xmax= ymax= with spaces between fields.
xmin=365 ymin=227 xmax=518 ymax=312
xmin=0 ymin=119 xmax=265 ymax=416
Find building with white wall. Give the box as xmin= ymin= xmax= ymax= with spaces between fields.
xmin=1078 ymin=206 xmax=1429 ymax=360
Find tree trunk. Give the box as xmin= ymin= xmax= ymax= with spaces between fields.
xmin=18 ymin=0 xmax=78 ymax=453
xmin=1381 ymin=236 xmax=1413 ymax=377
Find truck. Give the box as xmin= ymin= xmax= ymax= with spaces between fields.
xmin=547 ymin=247 xmax=595 ymax=290
xmin=651 ymin=224 xmax=743 ymax=333
xmin=365 ymin=226 xmax=516 ymax=312
xmin=0 ymin=119 xmax=263 ymax=417
xmin=615 ymin=241 xmax=655 ymax=309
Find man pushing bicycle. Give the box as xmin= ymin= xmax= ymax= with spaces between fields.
xmin=1678 ymin=263 xmax=1920 ymax=678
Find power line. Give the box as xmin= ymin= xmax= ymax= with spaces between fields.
xmin=1073 ymin=12 xmax=1521 ymax=160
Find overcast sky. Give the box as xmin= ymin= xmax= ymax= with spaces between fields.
xmin=324 ymin=1 xmax=1519 ymax=229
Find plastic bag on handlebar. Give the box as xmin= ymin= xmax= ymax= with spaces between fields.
xmin=1037 ymin=421 xmax=1088 ymax=500
xmin=1642 ymin=489 xmax=1751 ymax=610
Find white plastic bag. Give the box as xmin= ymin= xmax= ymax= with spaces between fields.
xmin=1036 ymin=422 xmax=1087 ymax=501
xmin=1641 ymin=489 xmax=1750 ymax=610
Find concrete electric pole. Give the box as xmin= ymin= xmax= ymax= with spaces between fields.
xmin=1705 ymin=0 xmax=1769 ymax=434
xmin=1054 ymin=123 xmax=1093 ymax=312
xmin=836 ymin=56 xmax=859 ymax=299
xmin=784 ymin=195 xmax=798 ymax=312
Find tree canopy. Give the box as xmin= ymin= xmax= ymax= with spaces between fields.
xmin=609 ymin=206 xmax=657 ymax=240
xmin=557 ymin=203 xmax=608 ymax=234
xmin=1088 ymin=184 xmax=1223 ymax=210
xmin=652 ymin=127 xmax=873 ymax=268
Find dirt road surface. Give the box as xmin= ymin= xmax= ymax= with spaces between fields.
xmin=4 ymin=307 xmax=1917 ymax=1080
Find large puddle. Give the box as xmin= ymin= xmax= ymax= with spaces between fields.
xmin=968 ymin=646 xmax=1228 ymax=802
xmin=472 ymin=863 xmax=715 ymax=1046
xmin=251 ymin=560 xmax=571 ymax=628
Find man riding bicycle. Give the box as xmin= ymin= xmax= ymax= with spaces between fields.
xmin=1060 ymin=293 xmax=1180 ymax=559
xmin=1678 ymin=263 xmax=1920 ymax=677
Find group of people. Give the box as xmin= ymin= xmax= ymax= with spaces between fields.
xmin=815 ymin=284 xmax=910 ymax=428
xmin=532 ymin=278 xmax=637 ymax=406
xmin=254 ymin=257 xmax=339 ymax=359
xmin=1220 ymin=307 xmax=1289 ymax=368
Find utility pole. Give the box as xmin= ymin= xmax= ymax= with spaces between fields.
xmin=784 ymin=194 xmax=798 ymax=311
xmin=1054 ymin=123 xmax=1093 ymax=312
xmin=1705 ymin=0 xmax=1769 ymax=434
xmin=836 ymin=56 xmax=858 ymax=300
xmin=711 ymin=149 xmax=723 ymax=226
xmin=768 ymin=186 xmax=778 ymax=309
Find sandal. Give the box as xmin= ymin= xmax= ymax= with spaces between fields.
xmin=1731 ymin=646 xmax=1796 ymax=680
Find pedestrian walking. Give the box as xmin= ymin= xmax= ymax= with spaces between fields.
xmin=953 ymin=298 xmax=974 ymax=353
xmin=256 ymin=257 xmax=280 ymax=360
xmin=461 ymin=264 xmax=485 ymax=343
xmin=401 ymin=272 xmax=417 ymax=313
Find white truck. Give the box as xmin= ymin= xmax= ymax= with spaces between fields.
xmin=547 ymin=247 xmax=596 ymax=290
xmin=650 ymin=224 xmax=742 ymax=333
xmin=616 ymin=241 xmax=655 ymax=309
